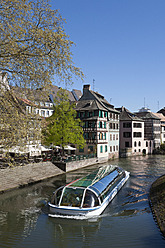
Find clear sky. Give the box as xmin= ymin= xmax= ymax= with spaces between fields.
xmin=51 ymin=0 xmax=165 ymax=113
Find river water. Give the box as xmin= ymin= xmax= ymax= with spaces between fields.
xmin=0 ymin=155 xmax=165 ymax=248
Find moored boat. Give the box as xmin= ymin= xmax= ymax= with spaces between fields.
xmin=48 ymin=165 xmax=130 ymax=217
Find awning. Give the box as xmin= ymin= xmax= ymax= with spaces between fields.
xmin=64 ymin=145 xmax=76 ymax=150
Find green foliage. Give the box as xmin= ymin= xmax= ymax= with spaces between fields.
xmin=43 ymin=88 xmax=85 ymax=150
xmin=0 ymin=0 xmax=83 ymax=88
xmin=0 ymin=0 xmax=84 ymax=149
xmin=160 ymin=143 xmax=165 ymax=151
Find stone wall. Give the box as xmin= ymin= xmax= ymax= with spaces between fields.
xmin=53 ymin=156 xmax=109 ymax=172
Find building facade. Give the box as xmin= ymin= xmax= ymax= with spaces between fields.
xmin=135 ymin=108 xmax=161 ymax=149
xmin=76 ymin=84 xmax=120 ymax=161
xmin=154 ymin=113 xmax=165 ymax=144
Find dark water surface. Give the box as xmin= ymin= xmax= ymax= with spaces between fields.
xmin=0 ymin=155 xmax=165 ymax=248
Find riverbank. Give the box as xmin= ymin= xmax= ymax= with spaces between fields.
xmin=0 ymin=162 xmax=64 ymax=193
xmin=149 ymin=174 xmax=165 ymax=236
xmin=0 ymin=156 xmax=105 ymax=193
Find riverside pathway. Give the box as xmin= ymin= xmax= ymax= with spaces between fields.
xmin=0 ymin=162 xmax=64 ymax=193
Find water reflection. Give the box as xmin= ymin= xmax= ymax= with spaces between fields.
xmin=0 ymin=155 xmax=165 ymax=248
xmin=48 ymin=217 xmax=101 ymax=244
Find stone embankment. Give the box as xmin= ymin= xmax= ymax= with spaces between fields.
xmin=0 ymin=157 xmax=106 ymax=193
xmin=0 ymin=162 xmax=64 ymax=193
xmin=149 ymin=175 xmax=165 ymax=236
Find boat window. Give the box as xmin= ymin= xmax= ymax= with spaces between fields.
xmin=82 ymin=190 xmax=100 ymax=208
xmin=89 ymin=169 xmax=119 ymax=195
xmin=101 ymin=172 xmax=125 ymax=200
xmin=60 ymin=187 xmax=84 ymax=207
xmin=51 ymin=187 xmax=63 ymax=205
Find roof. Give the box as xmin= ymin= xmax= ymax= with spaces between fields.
xmin=76 ymin=99 xmax=107 ymax=111
xmin=68 ymin=165 xmax=117 ymax=189
xmin=12 ymin=85 xmax=82 ymax=103
xmin=72 ymin=89 xmax=82 ymax=101
xmin=158 ymin=108 xmax=165 ymax=116
xmin=78 ymin=85 xmax=120 ymax=114
xmin=117 ymin=106 xmax=144 ymax=121
xmin=154 ymin=113 xmax=165 ymax=122
xmin=135 ymin=111 xmax=161 ymax=120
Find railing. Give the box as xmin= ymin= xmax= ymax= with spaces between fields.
xmin=52 ymin=153 xmax=96 ymax=163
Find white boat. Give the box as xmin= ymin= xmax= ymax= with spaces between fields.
xmin=48 ymin=165 xmax=130 ymax=217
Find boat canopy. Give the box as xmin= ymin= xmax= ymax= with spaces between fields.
xmin=67 ymin=165 xmax=122 ymax=195
xmin=89 ymin=169 xmax=119 ymax=196
xmin=50 ymin=165 xmax=125 ymax=208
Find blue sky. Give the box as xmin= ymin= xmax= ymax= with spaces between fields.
xmin=51 ymin=0 xmax=165 ymax=113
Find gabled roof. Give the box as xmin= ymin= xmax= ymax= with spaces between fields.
xmin=72 ymin=89 xmax=82 ymax=101
xmin=117 ymin=106 xmax=144 ymax=121
xmin=153 ymin=113 xmax=165 ymax=122
xmin=157 ymin=107 xmax=165 ymax=117
xmin=76 ymin=99 xmax=107 ymax=111
xmin=135 ymin=111 xmax=161 ymax=120
xmin=78 ymin=85 xmax=120 ymax=113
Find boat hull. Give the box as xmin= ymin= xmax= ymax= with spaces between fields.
xmin=48 ymin=171 xmax=130 ymax=217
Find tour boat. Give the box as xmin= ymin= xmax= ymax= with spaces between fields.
xmin=48 ymin=165 xmax=130 ymax=217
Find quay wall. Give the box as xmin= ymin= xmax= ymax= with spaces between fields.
xmin=0 ymin=156 xmax=109 ymax=193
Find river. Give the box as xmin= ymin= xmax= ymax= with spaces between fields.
xmin=0 ymin=155 xmax=165 ymax=248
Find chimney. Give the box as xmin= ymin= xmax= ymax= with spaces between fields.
xmin=83 ymin=84 xmax=91 ymax=94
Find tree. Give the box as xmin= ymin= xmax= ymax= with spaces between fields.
xmin=42 ymin=89 xmax=85 ymax=154
xmin=0 ymin=0 xmax=83 ymax=88
xmin=0 ymin=0 xmax=83 ymax=149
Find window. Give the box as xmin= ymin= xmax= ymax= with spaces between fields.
xmin=99 ymin=110 xmax=103 ymax=118
xmin=146 ymin=141 xmax=148 ymax=147
xmin=99 ymin=133 xmax=104 ymax=140
xmin=123 ymin=132 xmax=131 ymax=138
xmin=125 ymin=142 xmax=129 ymax=147
xmin=133 ymin=123 xmax=142 ymax=128
xmin=84 ymin=133 xmax=89 ymax=139
xmin=41 ymin=110 xmax=45 ymax=116
xmin=92 ymin=133 xmax=96 ymax=140
xmin=47 ymin=110 xmax=49 ymax=116
xmin=105 ymin=145 xmax=107 ymax=152
xmin=104 ymin=133 xmax=106 ymax=140
xmin=60 ymin=188 xmax=84 ymax=207
xmin=110 ymin=134 xmax=112 ymax=141
xmin=99 ymin=121 xmax=103 ymax=128
xmin=138 ymin=141 xmax=141 ymax=146
xmin=116 ymin=134 xmax=118 ymax=140
xmin=100 ymin=145 xmax=103 ymax=153
xmin=88 ymin=146 xmax=93 ymax=152
xmin=79 ymin=148 xmax=84 ymax=153
xmin=113 ymin=134 xmax=115 ymax=140
xmin=134 ymin=141 xmax=137 ymax=147
xmin=116 ymin=145 xmax=118 ymax=151
xmin=104 ymin=122 xmax=106 ymax=128
xmin=133 ymin=132 xmax=142 ymax=137
xmin=45 ymin=102 xmax=50 ymax=107
xmin=110 ymin=146 xmax=112 ymax=152
xmin=113 ymin=146 xmax=115 ymax=151
xmin=83 ymin=190 xmax=99 ymax=208
xmin=123 ymin=122 xmax=131 ymax=128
